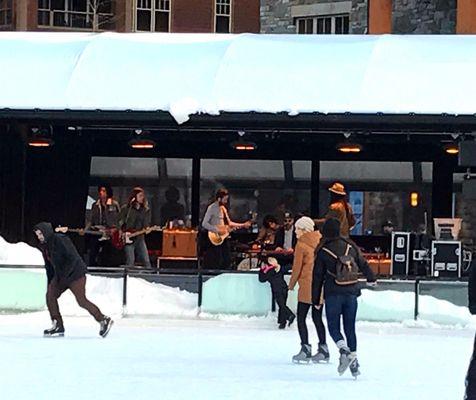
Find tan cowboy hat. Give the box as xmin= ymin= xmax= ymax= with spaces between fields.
xmin=328 ymin=182 xmax=346 ymax=196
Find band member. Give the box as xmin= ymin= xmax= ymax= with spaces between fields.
xmin=86 ymin=185 xmax=120 ymax=266
xmin=34 ymin=222 xmax=113 ymax=337
xmin=274 ymin=212 xmax=297 ymax=271
xmin=256 ymin=215 xmax=279 ymax=247
xmin=202 ymin=188 xmax=250 ymax=269
xmin=118 ymin=187 xmax=152 ymax=268
xmin=315 ymin=182 xmax=356 ymax=238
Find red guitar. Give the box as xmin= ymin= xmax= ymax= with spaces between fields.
xmin=110 ymin=226 xmax=162 ymax=250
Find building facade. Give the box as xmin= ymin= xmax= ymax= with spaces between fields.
xmin=260 ymin=0 xmax=476 ymax=35
xmin=0 ymin=0 xmax=259 ymax=33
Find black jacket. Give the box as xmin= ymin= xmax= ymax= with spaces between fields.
xmin=312 ymin=237 xmax=375 ymax=305
xmin=259 ymin=265 xmax=288 ymax=293
xmin=90 ymin=199 xmax=120 ymax=228
xmin=118 ymin=204 xmax=151 ymax=231
xmin=275 ymin=226 xmax=297 ymax=250
xmin=468 ymin=260 xmax=476 ymax=315
xmin=34 ymin=222 xmax=87 ymax=286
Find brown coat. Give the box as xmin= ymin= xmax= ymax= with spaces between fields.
xmin=325 ymin=201 xmax=355 ymax=238
xmin=288 ymin=230 xmax=322 ymax=304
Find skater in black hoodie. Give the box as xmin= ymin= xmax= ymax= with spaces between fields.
xmin=34 ymin=222 xmax=113 ymax=338
xmin=312 ymin=218 xmax=376 ymax=378
xmin=259 ymin=257 xmax=296 ymax=329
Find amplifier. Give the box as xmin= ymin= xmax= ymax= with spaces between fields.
xmin=391 ymin=232 xmax=411 ymax=275
xmin=431 ymin=240 xmax=461 ymax=278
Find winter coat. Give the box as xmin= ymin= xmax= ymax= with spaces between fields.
xmin=259 ymin=264 xmax=288 ymax=294
xmin=312 ymin=237 xmax=375 ymax=305
xmin=289 ymin=230 xmax=322 ymax=304
xmin=118 ymin=204 xmax=151 ymax=231
xmin=34 ymin=222 xmax=87 ymax=286
xmin=90 ymin=199 xmax=120 ymax=228
xmin=325 ymin=201 xmax=355 ymax=238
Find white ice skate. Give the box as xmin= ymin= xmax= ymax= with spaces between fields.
xmin=292 ymin=344 xmax=312 ymax=364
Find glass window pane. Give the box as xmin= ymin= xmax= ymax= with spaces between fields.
xmin=215 ymin=15 xmax=230 ymax=33
xmin=343 ymin=15 xmax=350 ymax=34
xmin=297 ymin=19 xmax=305 ymax=34
xmin=335 ymin=16 xmax=342 ymax=34
xmin=89 ymin=157 xmax=192 ymax=227
xmin=154 ymin=11 xmax=169 ymax=32
xmin=324 ymin=17 xmax=331 ymax=34
xmin=316 ymin=18 xmax=324 ymax=34
xmin=305 ymin=18 xmax=313 ymax=34
xmin=137 ymin=9 xmax=151 ymax=31
xmin=200 ymin=159 xmax=312 ymax=226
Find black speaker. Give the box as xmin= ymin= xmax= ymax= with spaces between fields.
xmin=459 ymin=141 xmax=476 ymax=167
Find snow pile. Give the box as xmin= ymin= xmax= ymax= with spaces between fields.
xmin=56 ymin=275 xmax=198 ymax=319
xmin=0 ymin=236 xmax=43 ymax=265
xmin=358 ymin=289 xmax=473 ymax=326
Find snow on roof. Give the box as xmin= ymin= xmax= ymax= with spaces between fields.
xmin=1 ymin=32 xmax=476 ymax=124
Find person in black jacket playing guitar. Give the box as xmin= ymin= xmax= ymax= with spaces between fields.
xmin=118 ymin=187 xmax=152 ymax=268
xmin=34 ymin=222 xmax=113 ymax=338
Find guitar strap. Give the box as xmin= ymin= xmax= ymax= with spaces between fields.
xmin=221 ymin=206 xmax=231 ymax=226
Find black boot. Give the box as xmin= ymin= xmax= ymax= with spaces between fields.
xmin=288 ymin=313 xmax=296 ymax=327
xmin=99 ymin=316 xmax=113 ymax=338
xmin=44 ymin=319 xmax=65 ymax=337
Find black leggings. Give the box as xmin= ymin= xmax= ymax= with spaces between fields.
xmin=297 ymin=302 xmax=326 ymax=346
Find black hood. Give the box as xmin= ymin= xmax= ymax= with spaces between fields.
xmin=33 ymin=222 xmax=54 ymax=242
xmin=322 ymin=218 xmax=341 ymax=239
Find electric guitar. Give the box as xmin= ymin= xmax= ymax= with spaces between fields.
xmin=110 ymin=225 xmax=162 ymax=250
xmin=208 ymin=220 xmax=253 ymax=246
xmin=55 ymin=226 xmax=110 ymax=241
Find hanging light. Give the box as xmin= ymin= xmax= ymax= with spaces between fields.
xmin=230 ymin=140 xmax=257 ymax=151
xmin=128 ymin=138 xmax=156 ymax=149
xmin=444 ymin=143 xmax=459 ymax=155
xmin=410 ymin=192 xmax=419 ymax=207
xmin=28 ymin=137 xmax=54 ymax=147
xmin=337 ymin=142 xmax=362 ymax=153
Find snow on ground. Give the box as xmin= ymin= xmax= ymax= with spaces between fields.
xmin=0 ymin=313 xmax=472 ymax=400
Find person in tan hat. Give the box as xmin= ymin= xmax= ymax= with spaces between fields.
xmin=315 ymin=182 xmax=356 ymax=238
xmin=289 ymin=217 xmax=328 ymax=364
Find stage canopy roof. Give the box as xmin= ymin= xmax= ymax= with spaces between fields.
xmin=0 ymin=32 xmax=475 ymax=124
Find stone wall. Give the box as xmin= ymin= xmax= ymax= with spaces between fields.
xmin=351 ymin=0 xmax=368 ymax=33
xmin=392 ymin=0 xmax=456 ymax=34
xmin=455 ymin=194 xmax=476 ymax=250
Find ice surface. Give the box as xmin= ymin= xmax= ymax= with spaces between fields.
xmin=0 ymin=314 xmax=471 ymax=400
xmin=1 ymin=33 xmax=476 ymax=123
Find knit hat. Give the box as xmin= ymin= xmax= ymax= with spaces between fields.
xmin=322 ymin=218 xmax=341 ymax=239
xmin=294 ymin=216 xmax=315 ymax=233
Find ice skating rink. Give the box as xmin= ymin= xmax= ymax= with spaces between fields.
xmin=0 ymin=313 xmax=471 ymax=400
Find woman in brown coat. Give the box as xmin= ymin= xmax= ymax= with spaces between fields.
xmin=289 ymin=217 xmax=329 ymax=364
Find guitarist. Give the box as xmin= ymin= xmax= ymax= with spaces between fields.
xmin=85 ymin=185 xmax=120 ymax=266
xmin=202 ymin=189 xmax=249 ymax=269
xmin=118 ymin=187 xmax=152 ymax=268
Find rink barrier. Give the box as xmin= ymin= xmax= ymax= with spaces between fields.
xmin=0 ymin=265 xmax=469 ymax=318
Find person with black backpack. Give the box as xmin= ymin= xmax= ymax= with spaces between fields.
xmin=312 ymin=218 xmax=376 ymax=378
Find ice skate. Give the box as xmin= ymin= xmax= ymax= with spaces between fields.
xmin=292 ymin=344 xmax=312 ymax=364
xmin=99 ymin=316 xmax=113 ymax=338
xmin=287 ymin=313 xmax=296 ymax=327
xmin=337 ymin=347 xmax=356 ymax=375
xmin=311 ymin=343 xmax=330 ymax=363
xmin=278 ymin=321 xmax=286 ymax=329
xmin=349 ymin=358 xmax=361 ymax=379
xmin=43 ymin=319 xmax=64 ymax=337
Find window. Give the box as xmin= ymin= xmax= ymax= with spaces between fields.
xmin=0 ymin=0 xmax=12 ymax=27
xmin=215 ymin=0 xmax=231 ymax=33
xmin=135 ymin=0 xmax=170 ymax=32
xmin=88 ymin=157 xmax=192 ymax=227
xmin=37 ymin=0 xmax=115 ymax=30
xmin=200 ymin=159 xmax=312 ymax=226
xmin=320 ymin=162 xmax=433 ymax=236
xmin=296 ymin=14 xmax=349 ymax=34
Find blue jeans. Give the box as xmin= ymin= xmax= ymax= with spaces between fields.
xmin=125 ymin=236 xmax=151 ymax=268
xmin=325 ymin=294 xmax=358 ymax=352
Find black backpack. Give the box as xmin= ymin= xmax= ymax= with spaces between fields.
xmin=322 ymin=244 xmax=359 ymax=285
